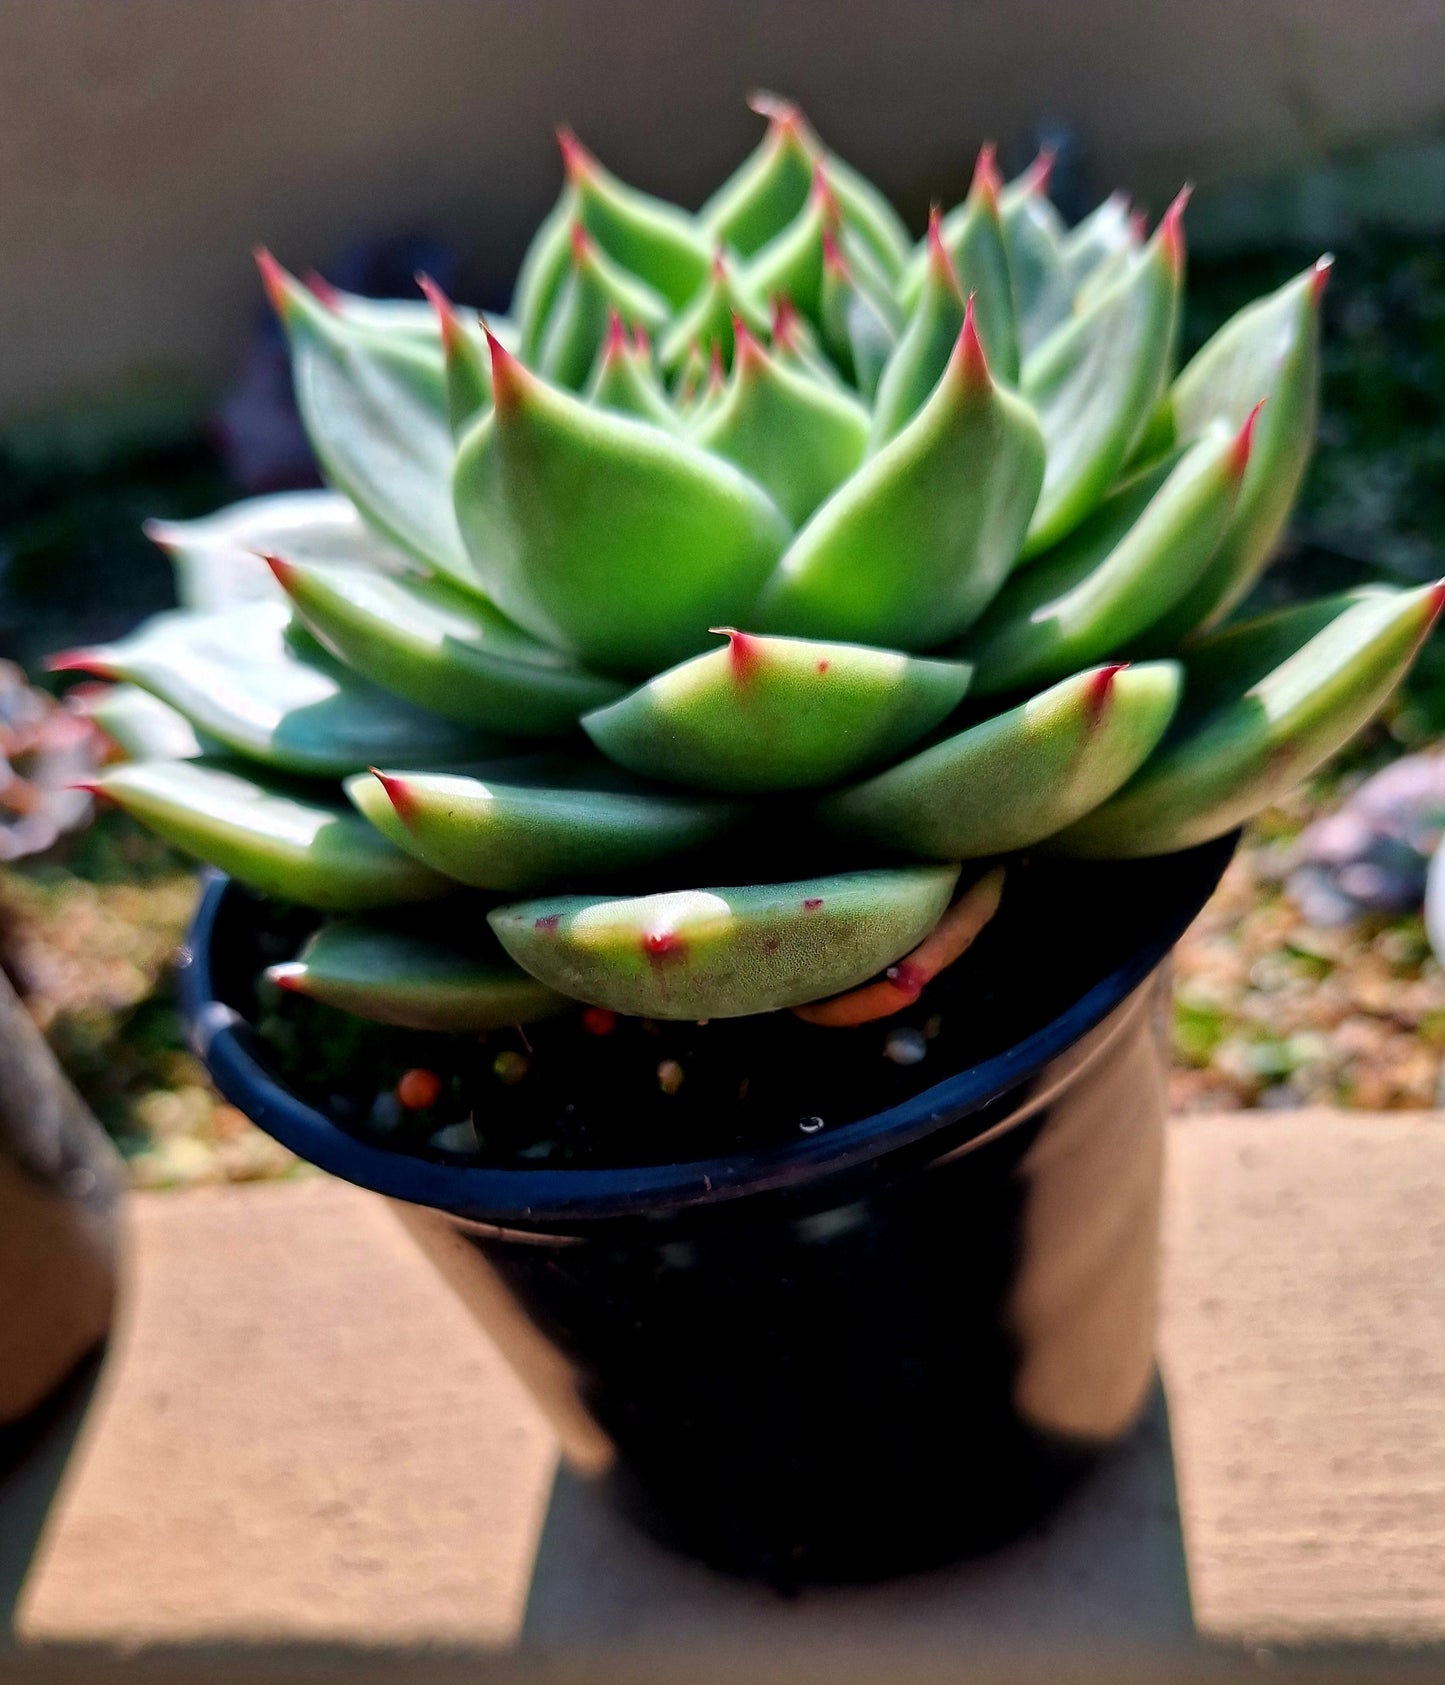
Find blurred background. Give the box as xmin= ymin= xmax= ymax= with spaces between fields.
xmin=2 ymin=0 xmax=1445 ymax=1184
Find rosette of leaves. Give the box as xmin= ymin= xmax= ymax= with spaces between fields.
xmin=55 ymin=96 xmax=1442 ymax=1032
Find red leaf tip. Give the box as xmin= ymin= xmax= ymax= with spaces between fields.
xmin=556 ymin=126 xmax=596 ymax=183
xmin=821 ymin=227 xmax=849 ymax=278
xmin=747 ymin=90 xmax=805 ymax=140
xmin=1159 ymin=186 xmax=1192 ymax=275
xmin=253 ymin=247 xmax=296 ymax=320
xmin=1230 ymin=398 xmax=1267 ymax=479
xmin=416 ymin=273 xmax=465 ymax=356
xmin=269 ymin=965 xmax=305 ymax=995
xmin=602 ymin=307 xmax=629 ymax=363
xmin=771 ymin=295 xmax=801 ymax=350
xmin=1022 ymin=147 xmax=1055 ymax=197
xmin=951 ymin=295 xmax=991 ymax=390
xmin=705 ymin=340 xmax=727 ymax=395
xmin=568 ymin=220 xmax=593 ymax=265
xmin=482 ymin=323 xmax=526 ymax=411
xmin=260 ymin=551 xmax=297 ymax=588
xmin=926 ymin=206 xmax=963 ymax=296
xmin=732 ymin=313 xmax=765 ymax=371
xmin=1311 ymin=254 xmax=1334 ymax=305
xmin=303 ymin=270 xmax=342 ymax=310
xmin=711 ymin=626 xmax=762 ymax=681
xmin=1086 ymin=662 xmax=1128 ymax=719
xmin=971 ymin=142 xmax=1002 ymax=209
xmin=1428 ymin=581 xmax=1445 ymax=621
xmin=810 ymin=162 xmax=842 ymax=225
xmin=371 ymin=768 xmax=417 ymax=821
xmin=46 ymin=649 xmax=115 ymax=680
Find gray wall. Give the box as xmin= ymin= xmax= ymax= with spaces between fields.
xmin=2 ymin=0 xmax=1444 ymax=420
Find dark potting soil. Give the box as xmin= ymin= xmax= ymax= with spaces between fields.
xmin=216 ymin=842 xmax=1224 ymax=1173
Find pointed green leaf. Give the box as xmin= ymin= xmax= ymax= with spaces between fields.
xmin=899 ymin=157 xmax=1018 ymax=382
xmin=1000 ymin=161 xmax=1072 ymax=359
xmin=1021 ymin=205 xmax=1184 ymax=555
xmin=54 ymin=602 xmax=497 ymax=777
xmin=313 ymin=280 xmax=510 ymax=347
xmin=817 ymin=662 xmax=1180 ymax=858
xmin=563 ymin=130 xmax=712 ymax=310
xmin=1062 ymin=193 xmax=1140 ymax=294
xmin=758 ymin=311 xmax=1045 ymax=650
xmin=770 ymin=296 xmax=848 ymax=390
xmin=871 ymin=212 xmax=969 ymax=445
xmin=70 ymin=684 xmax=207 ymax=762
xmin=489 ymin=864 xmax=960 ymax=1019
xmin=92 ymin=757 xmax=449 ymax=910
xmin=822 ymin=152 xmax=912 ymax=281
xmin=538 ymin=224 xmax=672 ymax=390
xmin=585 ymin=316 xmax=678 ymax=426
xmin=515 ymin=185 xmax=581 ymax=360
xmin=817 ymin=661 xmax=1181 ymax=858
xmin=964 ymin=414 xmax=1255 ymax=695
xmin=690 ymin=324 xmax=868 ymax=525
xmin=454 ymin=339 xmax=791 ymax=673
xmin=1144 ymin=260 xmax=1326 ymax=638
xmin=417 ymin=276 xmax=493 ymax=439
xmin=269 ymin=556 xmax=624 ymax=735
xmin=146 ymin=490 xmax=407 ymax=612
xmin=741 ymin=188 xmax=832 ymax=322
xmin=1054 ymin=586 xmax=1443 ymax=858
xmin=817 ymin=236 xmax=899 ymax=397
xmin=657 ymin=253 xmax=770 ymax=374
xmin=346 ymin=756 xmax=742 ymax=892
xmin=269 ymin=918 xmax=565 ymax=1031
xmin=258 ymin=254 xmax=474 ymax=586
xmin=583 ymin=629 xmax=971 ymax=793
xmin=699 ymin=96 xmax=816 ymax=256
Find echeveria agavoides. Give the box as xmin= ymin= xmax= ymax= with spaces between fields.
xmin=62 ymin=100 xmax=1439 ymax=1034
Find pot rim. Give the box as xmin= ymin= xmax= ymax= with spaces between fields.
xmin=178 ymin=834 xmax=1236 ymax=1223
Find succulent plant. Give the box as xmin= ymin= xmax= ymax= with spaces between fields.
xmin=54 ymin=97 xmax=1442 ymax=1034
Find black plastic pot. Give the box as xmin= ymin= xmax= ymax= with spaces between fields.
xmin=179 ymin=834 xmax=1235 ymax=1585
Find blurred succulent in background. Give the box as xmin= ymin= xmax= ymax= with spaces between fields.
xmin=52 ymin=95 xmax=1441 ymax=1034
xmin=0 ymin=663 xmax=96 ymax=863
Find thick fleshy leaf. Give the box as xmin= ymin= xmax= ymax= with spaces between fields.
xmin=257 ymin=253 xmax=474 ymax=585
xmin=1142 ymin=260 xmax=1326 ymax=638
xmin=69 ymin=684 xmax=207 ymax=761
xmin=820 ymin=149 xmax=912 ymax=281
xmin=91 ymin=757 xmax=448 ymax=910
xmin=418 ymin=276 xmax=493 ymax=439
xmin=770 ymin=296 xmax=848 ymax=390
xmin=310 ymin=281 xmax=511 ymax=347
xmin=899 ymin=152 xmax=1018 ymax=382
xmin=815 ymin=662 xmax=1182 ymax=858
xmin=561 ymin=130 xmax=712 ymax=310
xmin=741 ymin=185 xmax=833 ymax=323
xmin=145 ymin=490 xmax=406 ymax=612
xmin=346 ymin=756 xmax=742 ymax=892
xmin=453 ymin=338 xmax=791 ymax=673
xmin=1054 ymin=586 xmax=1444 ymax=858
xmin=538 ymin=225 xmax=672 ymax=389
xmin=268 ymin=556 xmax=624 ymax=735
xmin=699 ymin=95 xmax=817 ymax=256
xmin=52 ymin=602 xmax=495 ymax=777
xmin=1021 ymin=202 xmax=1184 ymax=555
xmin=585 ymin=315 xmax=678 ymax=426
xmin=1000 ymin=158 xmax=1072 ymax=359
xmin=690 ymin=323 xmax=869 ymax=525
xmin=963 ymin=412 xmax=1256 ymax=695
xmin=758 ymin=309 xmax=1046 ymax=650
xmin=582 ymin=629 xmax=972 ymax=792
xmin=1061 ymin=193 xmax=1139 ymax=293
xmin=514 ymin=185 xmax=581 ymax=360
xmin=268 ymin=918 xmax=564 ymax=1031
xmin=817 ymin=234 xmax=899 ymax=397
xmin=657 ymin=253 xmax=770 ymax=374
xmin=870 ymin=211 xmax=969 ymax=446
xmin=489 ymin=864 xmax=960 ymax=1019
